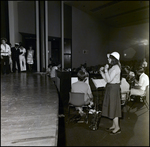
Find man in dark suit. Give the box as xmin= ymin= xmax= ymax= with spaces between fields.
xmin=11 ymin=43 xmax=21 ymax=73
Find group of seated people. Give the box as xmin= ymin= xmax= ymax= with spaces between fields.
xmin=121 ymin=65 xmax=149 ymax=102
xmin=70 ymin=62 xmax=149 ymax=117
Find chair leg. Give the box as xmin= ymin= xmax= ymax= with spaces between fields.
xmin=85 ymin=108 xmax=89 ymax=124
xmin=144 ymin=98 xmax=149 ymax=110
xmin=67 ymin=106 xmax=70 ymax=123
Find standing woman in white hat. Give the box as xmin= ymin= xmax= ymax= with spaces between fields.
xmin=99 ymin=52 xmax=122 ymax=135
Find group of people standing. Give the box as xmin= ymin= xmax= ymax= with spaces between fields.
xmin=1 ymin=38 xmax=34 ymax=75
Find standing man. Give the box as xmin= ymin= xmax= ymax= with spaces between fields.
xmin=1 ymin=38 xmax=11 ymax=75
xmin=11 ymin=43 xmax=21 ymax=73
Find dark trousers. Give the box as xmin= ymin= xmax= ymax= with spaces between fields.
xmin=1 ymin=56 xmax=10 ymax=74
xmin=12 ymin=58 xmax=20 ymax=73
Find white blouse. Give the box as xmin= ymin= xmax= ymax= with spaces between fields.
xmin=1 ymin=44 xmax=11 ymax=56
xmin=105 ymin=65 xmax=121 ymax=84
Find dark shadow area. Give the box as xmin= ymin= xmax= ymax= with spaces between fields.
xmin=57 ymin=90 xmax=148 ymax=146
xmin=57 ymin=91 xmax=66 ymax=146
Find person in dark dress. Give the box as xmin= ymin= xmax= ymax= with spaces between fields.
xmin=11 ymin=43 xmax=21 ymax=73
xmin=99 ymin=52 xmax=122 ymax=135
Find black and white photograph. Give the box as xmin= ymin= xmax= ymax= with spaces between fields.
xmin=1 ymin=1 xmax=149 ymax=146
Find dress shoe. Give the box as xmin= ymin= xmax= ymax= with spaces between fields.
xmin=106 ymin=127 xmax=115 ymax=132
xmin=110 ymin=129 xmax=121 ymax=135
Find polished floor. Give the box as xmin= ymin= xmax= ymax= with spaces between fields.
xmin=1 ymin=72 xmax=59 ymax=146
xmin=1 ymin=72 xmax=149 ymax=146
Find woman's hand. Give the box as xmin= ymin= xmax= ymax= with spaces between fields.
xmin=99 ymin=67 xmax=104 ymax=72
xmin=104 ymin=64 xmax=109 ymax=73
xmin=99 ymin=67 xmax=104 ymax=73
xmin=104 ymin=64 xmax=109 ymax=69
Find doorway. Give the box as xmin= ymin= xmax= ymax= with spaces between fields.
xmin=20 ymin=33 xmax=37 ymax=71
xmin=49 ymin=37 xmax=61 ymax=65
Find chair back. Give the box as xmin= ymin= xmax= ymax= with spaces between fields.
xmin=142 ymin=85 xmax=149 ymax=96
xmin=69 ymin=92 xmax=85 ymax=106
xmin=145 ymin=85 xmax=149 ymax=102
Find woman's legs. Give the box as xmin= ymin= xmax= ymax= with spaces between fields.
xmin=28 ymin=64 xmax=32 ymax=71
xmin=111 ymin=117 xmax=120 ymax=132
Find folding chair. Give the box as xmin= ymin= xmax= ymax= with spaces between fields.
xmin=120 ymin=91 xmax=130 ymax=119
xmin=120 ymin=78 xmax=130 ymax=113
xmin=67 ymin=92 xmax=89 ymax=124
xmin=129 ymin=85 xmax=149 ymax=111
xmin=121 ymin=91 xmax=130 ymax=107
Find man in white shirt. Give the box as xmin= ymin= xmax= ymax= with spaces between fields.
xmin=130 ymin=67 xmax=149 ymax=101
xmin=1 ymin=38 xmax=11 ymax=74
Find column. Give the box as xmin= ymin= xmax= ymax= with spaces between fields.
xmin=35 ymin=1 xmax=48 ymax=72
xmin=45 ymin=1 xmax=49 ymax=69
xmin=61 ymin=1 xmax=64 ymax=69
xmin=35 ymin=1 xmax=40 ymax=72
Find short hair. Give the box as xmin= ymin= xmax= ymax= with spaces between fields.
xmin=137 ymin=66 xmax=144 ymax=74
xmin=80 ymin=63 xmax=87 ymax=69
xmin=125 ymin=66 xmax=131 ymax=71
xmin=77 ymin=70 xmax=86 ymax=81
xmin=1 ymin=38 xmax=7 ymax=42
xmin=48 ymin=64 xmax=52 ymax=68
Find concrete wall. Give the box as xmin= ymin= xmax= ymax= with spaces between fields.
xmin=9 ymin=1 xmax=22 ymax=46
xmin=48 ymin=1 xmax=61 ymax=37
xmin=72 ymin=7 xmax=110 ymax=68
xmin=16 ymin=1 xmax=149 ymax=68
xmin=18 ymin=1 xmax=35 ymax=34
xmin=108 ymin=23 xmax=149 ymax=62
xmin=18 ymin=1 xmax=61 ymax=38
xmin=1 ymin=1 xmax=9 ymax=42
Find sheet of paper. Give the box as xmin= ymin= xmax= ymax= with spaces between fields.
xmin=91 ymin=78 xmax=107 ymax=88
xmin=71 ymin=77 xmax=78 ymax=84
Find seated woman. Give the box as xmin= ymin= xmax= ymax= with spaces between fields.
xmin=130 ymin=66 xmax=149 ymax=101
xmin=80 ymin=63 xmax=89 ymax=77
xmin=71 ymin=70 xmax=93 ymax=116
xmin=124 ymin=65 xmax=135 ymax=88
xmin=120 ymin=77 xmax=130 ymax=105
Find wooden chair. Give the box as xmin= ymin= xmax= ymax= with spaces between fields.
xmin=67 ymin=92 xmax=89 ymax=124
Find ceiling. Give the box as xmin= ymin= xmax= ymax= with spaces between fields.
xmin=64 ymin=1 xmax=149 ymax=28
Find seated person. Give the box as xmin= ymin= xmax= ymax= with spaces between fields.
xmin=141 ymin=58 xmax=148 ymax=68
xmin=120 ymin=77 xmax=130 ymax=104
xmin=124 ymin=65 xmax=135 ymax=88
xmin=80 ymin=63 xmax=89 ymax=77
xmin=120 ymin=77 xmax=130 ymax=93
xmin=39 ymin=64 xmax=53 ymax=76
xmin=50 ymin=63 xmax=61 ymax=83
xmin=46 ymin=64 xmax=53 ymax=76
xmin=71 ymin=70 xmax=93 ymax=116
xmin=130 ymin=67 xmax=149 ymax=101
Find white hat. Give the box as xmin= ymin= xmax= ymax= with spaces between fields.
xmin=15 ymin=43 xmax=19 ymax=45
xmin=107 ymin=52 xmax=120 ymax=60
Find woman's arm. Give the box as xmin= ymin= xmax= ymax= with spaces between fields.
xmin=99 ymin=67 xmax=107 ymax=81
xmin=104 ymin=69 xmax=116 ymax=83
xmin=104 ymin=65 xmax=119 ymax=83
